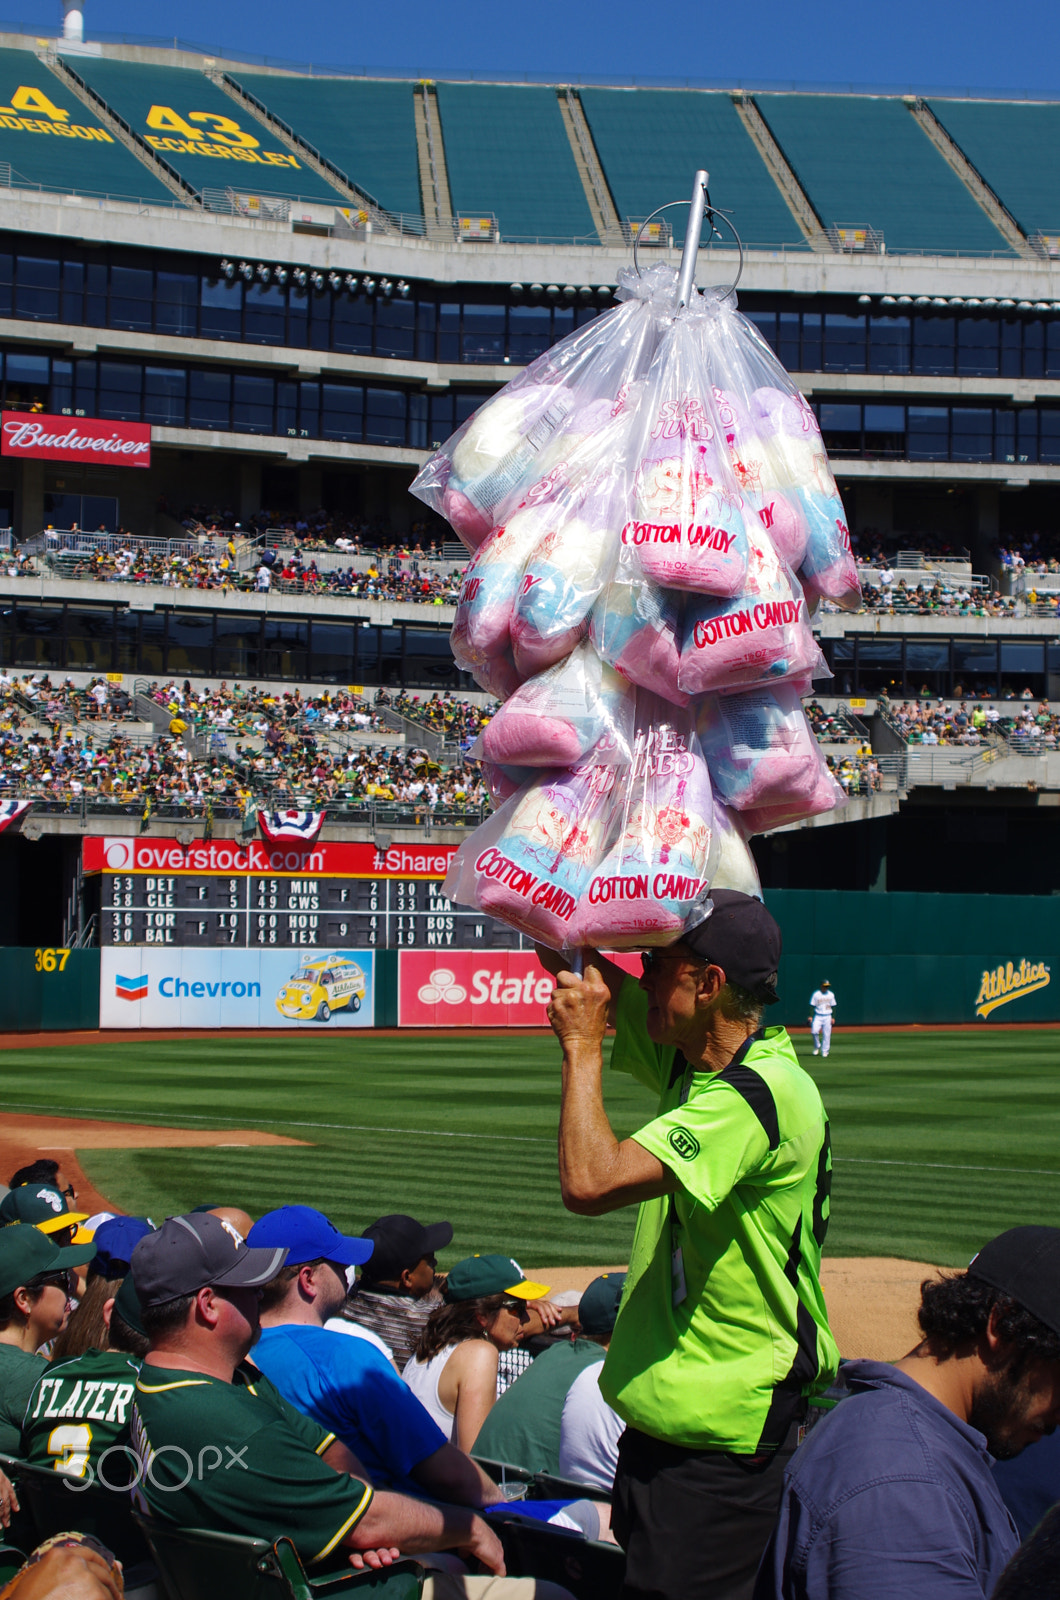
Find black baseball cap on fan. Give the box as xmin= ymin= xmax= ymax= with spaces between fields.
xmin=682 ymin=890 xmax=782 ymax=1005
xmin=131 ymin=1213 xmax=288 ymax=1308
xmin=360 ymin=1214 xmax=453 ymax=1281
xmin=968 ymin=1226 xmax=1060 ymax=1336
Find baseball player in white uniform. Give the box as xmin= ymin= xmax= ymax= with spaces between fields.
xmin=809 ymin=980 xmax=837 ymax=1056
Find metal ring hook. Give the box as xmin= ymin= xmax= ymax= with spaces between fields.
xmin=632 ymin=189 xmax=745 ymax=300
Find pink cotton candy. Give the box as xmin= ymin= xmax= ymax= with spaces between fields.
xmin=627 ymin=433 xmax=750 ymax=596
xmin=678 ymin=534 xmax=820 ymax=696
xmin=479 ymin=644 xmax=634 ymax=769
xmin=451 ymin=504 xmax=555 ymax=674
xmin=590 ymin=580 xmax=689 ymax=708
xmin=740 ymin=768 xmax=847 ymax=834
xmin=697 ymin=685 xmax=825 ymax=812
xmin=747 ymin=490 xmax=808 ymax=571
xmin=442 ymin=486 xmax=493 ymax=550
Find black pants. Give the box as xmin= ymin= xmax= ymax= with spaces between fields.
xmin=611 ymin=1420 xmax=802 ymax=1600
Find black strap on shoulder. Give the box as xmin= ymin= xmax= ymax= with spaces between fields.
xmin=718 ymin=1034 xmax=779 ymax=1151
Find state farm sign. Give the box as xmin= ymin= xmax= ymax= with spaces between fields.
xmin=1 ymin=413 xmax=151 ymax=468
xmin=398 ymin=949 xmax=641 ymax=1028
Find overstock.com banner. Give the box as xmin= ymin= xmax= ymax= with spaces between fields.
xmin=100 ymin=948 xmax=375 ymax=1029
xmin=398 ymin=950 xmax=640 ymax=1028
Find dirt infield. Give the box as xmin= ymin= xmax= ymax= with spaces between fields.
xmin=534 ymin=1258 xmax=938 ymax=1362
xmin=0 ymin=1113 xmax=308 ymax=1217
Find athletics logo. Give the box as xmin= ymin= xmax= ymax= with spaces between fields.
xmin=667 ymin=1127 xmax=700 ymax=1161
xmin=975 ymin=959 xmax=1051 ymax=1021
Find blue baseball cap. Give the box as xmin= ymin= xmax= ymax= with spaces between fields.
xmin=91 ymin=1216 xmax=154 ymax=1279
xmin=247 ymin=1206 xmax=375 ymax=1269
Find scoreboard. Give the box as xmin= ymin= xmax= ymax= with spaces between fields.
xmin=84 ymin=835 xmax=528 ymax=951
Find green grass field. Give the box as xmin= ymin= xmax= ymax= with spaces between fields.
xmin=0 ymin=1028 xmax=1056 ymax=1268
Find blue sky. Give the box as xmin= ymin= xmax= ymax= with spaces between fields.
xmin=12 ymin=0 xmax=1060 ymax=96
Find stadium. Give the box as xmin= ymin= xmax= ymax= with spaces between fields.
xmin=0 ymin=12 xmax=1054 ymax=1598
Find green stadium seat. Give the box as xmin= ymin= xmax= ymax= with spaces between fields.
xmin=926 ymin=99 xmax=1060 ymax=240
xmin=434 ymin=84 xmax=595 ymax=243
xmin=579 ymin=89 xmax=807 ymax=251
xmin=0 ymin=1453 xmax=151 ymax=1571
xmin=66 ymin=58 xmax=346 ymax=205
xmin=0 ymin=46 xmax=174 ymax=206
xmin=230 ymin=76 xmax=423 ymax=223
xmin=132 ymin=1517 xmax=425 ymax=1600
xmin=756 ymin=94 xmax=1013 ymax=255
xmin=487 ymin=1512 xmax=624 ymax=1600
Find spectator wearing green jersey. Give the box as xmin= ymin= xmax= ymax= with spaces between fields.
xmin=0 ymin=1224 xmax=95 ymax=1454
xmin=542 ymin=889 xmax=839 ymax=1600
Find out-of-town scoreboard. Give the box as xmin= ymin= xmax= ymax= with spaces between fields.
xmin=82 ymin=836 xmax=527 ymax=950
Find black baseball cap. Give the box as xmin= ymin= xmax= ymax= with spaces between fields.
xmin=968 ymin=1226 xmax=1060 ymax=1336
xmin=131 ymin=1213 xmax=288 ymax=1309
xmin=361 ymin=1214 xmax=454 ymax=1280
xmin=682 ymin=889 xmax=782 ymax=1005
xmin=578 ymin=1272 xmax=627 ymax=1335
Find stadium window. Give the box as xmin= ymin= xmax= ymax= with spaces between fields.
xmin=165 ymin=610 xmax=215 ymax=676
xmin=553 ymin=306 xmax=574 ymax=341
xmin=799 ymin=313 xmax=822 ymax=371
xmin=823 ymin=314 xmax=866 ymax=373
xmin=956 ymin=316 xmax=999 ymax=378
xmin=243 ymin=281 xmax=287 ymax=347
xmin=138 ymin=610 xmax=165 ymax=676
xmin=364 ymin=387 xmax=406 ymax=447
xmin=156 ymin=271 xmax=198 ymax=337
xmin=331 ymin=295 xmax=373 ymax=356
xmin=375 ymin=296 xmax=416 ymax=360
xmin=13 ymin=605 xmax=62 ymax=669
xmin=73 ymin=357 xmax=97 ymax=417
xmin=276 ymin=380 xmax=298 ymax=436
xmin=404 ymin=626 xmax=459 ymax=688
xmin=428 ymin=393 xmax=453 ymax=446
xmin=415 ymin=300 xmax=436 ymax=362
xmin=1039 ymin=411 xmax=1060 ymax=465
xmin=868 ymin=315 xmax=910 ymax=375
xmin=143 ymin=366 xmax=187 ymax=427
xmin=1000 ymin=318 xmax=1022 ymax=378
xmin=437 ymin=303 xmax=460 ymax=363
xmin=1000 ymin=641 xmax=1045 ymax=699
xmin=575 ymin=304 xmax=600 ymax=330
xmin=114 ymin=606 xmax=140 ymax=673
xmin=1023 ymin=318 xmax=1045 ymax=379
xmin=1046 ymin=321 xmax=1060 ymax=380
xmin=1048 ymin=645 xmax=1060 ymax=700
xmin=744 ymin=310 xmax=776 ymax=354
xmin=408 ymin=392 xmax=427 ymax=451
xmin=320 ymin=382 xmax=364 ymax=443
xmin=4 ymin=350 xmax=50 ymax=414
xmin=199 ymin=276 xmax=242 ymax=341
xmin=906 ymin=406 xmax=949 ymax=461
xmin=51 ymin=358 xmax=72 ymax=415
xmin=855 ymin=637 xmax=902 ymax=694
xmin=232 ymin=373 xmax=276 ymax=435
xmin=308 ymin=282 xmax=331 ymax=353
xmin=262 ymin=618 xmax=308 ymax=679
xmin=109 ymin=265 xmax=153 ymax=333
xmin=82 ymin=495 xmax=117 ymax=534
xmin=97 ymin=360 xmax=142 ymax=422
xmin=64 ymin=605 xmax=114 ymax=671
xmin=863 ymin=404 xmax=905 ymax=457
xmin=509 ymin=304 xmax=551 ymax=363
xmin=776 ymin=312 xmax=800 ymax=369
xmin=912 ymin=315 xmax=955 ymax=377
xmin=61 ymin=260 xmax=84 ymax=326
xmin=286 ymin=284 xmax=309 ymax=349
xmin=14 ymin=256 xmax=59 ymax=322
xmin=298 ymin=381 xmax=319 ymax=437
xmin=308 ymin=620 xmax=357 ymax=682
xmin=454 ymin=390 xmax=481 ymax=425
xmin=1016 ymin=407 xmax=1038 ymax=463
xmin=0 ymin=254 xmax=12 ymax=318
xmin=85 ymin=262 xmax=107 ymax=329
xmin=189 ymin=368 xmax=232 ymax=431
xmin=994 ymin=409 xmax=1016 ymax=462
xmin=950 ymin=407 xmax=993 ymax=463
xmin=461 ymin=304 xmax=505 ymax=364
xmin=953 ymin=640 xmax=998 ymax=697
xmin=818 ymin=403 xmax=861 ymax=456
xmin=42 ymin=494 xmax=81 ymax=531
xmin=379 ymin=624 xmax=403 ymax=686
xmin=357 ymin=624 xmax=379 ymax=680
xmin=214 ymin=615 xmax=262 ymax=677
xmin=905 ymin=641 xmax=951 ymax=697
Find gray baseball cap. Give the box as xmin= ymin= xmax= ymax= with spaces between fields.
xmin=131 ymin=1213 xmax=288 ymax=1309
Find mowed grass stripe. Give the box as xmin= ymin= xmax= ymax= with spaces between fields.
xmin=3 ymin=1029 xmax=1057 ymax=1267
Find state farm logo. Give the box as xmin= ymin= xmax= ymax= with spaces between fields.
xmin=417 ymin=968 xmax=468 ymax=1005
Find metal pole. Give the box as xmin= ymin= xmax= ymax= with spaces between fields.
xmin=675 ymin=169 xmax=709 ymax=309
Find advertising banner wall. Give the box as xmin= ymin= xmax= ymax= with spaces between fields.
xmin=398 ymin=950 xmax=640 ymax=1028
xmin=2 ymin=414 xmax=151 ymax=468
xmin=84 ymin=836 xmax=457 ymax=879
xmin=100 ymin=947 xmax=375 ymax=1029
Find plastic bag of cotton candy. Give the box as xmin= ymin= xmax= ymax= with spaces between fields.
xmin=410 ymin=263 xmax=674 ymax=552
xmin=443 ymin=692 xmax=720 ymax=952
xmin=475 ymin=640 xmax=636 ymax=771
xmin=695 ymin=288 xmax=861 ymax=610
xmin=695 ymin=679 xmax=842 ymax=821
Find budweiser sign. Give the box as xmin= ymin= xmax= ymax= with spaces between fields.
xmin=1 ymin=413 xmax=151 ymax=468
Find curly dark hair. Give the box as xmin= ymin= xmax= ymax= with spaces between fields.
xmin=993 ymin=1502 xmax=1060 ymax=1600
xmin=919 ymin=1272 xmax=1060 ymax=1377
xmin=413 ymin=1294 xmax=507 ymax=1364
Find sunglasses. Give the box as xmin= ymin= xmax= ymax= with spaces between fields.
xmin=35 ymin=1271 xmax=75 ymax=1296
xmin=640 ymin=949 xmax=707 ymax=976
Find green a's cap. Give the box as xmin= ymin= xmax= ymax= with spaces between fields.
xmin=0 ymin=1184 xmax=89 ymax=1234
xmin=0 ymin=1223 xmax=95 ymax=1297
xmin=443 ymin=1254 xmax=550 ymax=1303
xmin=112 ymin=1273 xmax=146 ymax=1338
xmin=578 ymin=1272 xmax=627 ymax=1335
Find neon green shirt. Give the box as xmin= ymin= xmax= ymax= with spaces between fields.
xmin=600 ymin=978 xmax=839 ymax=1453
